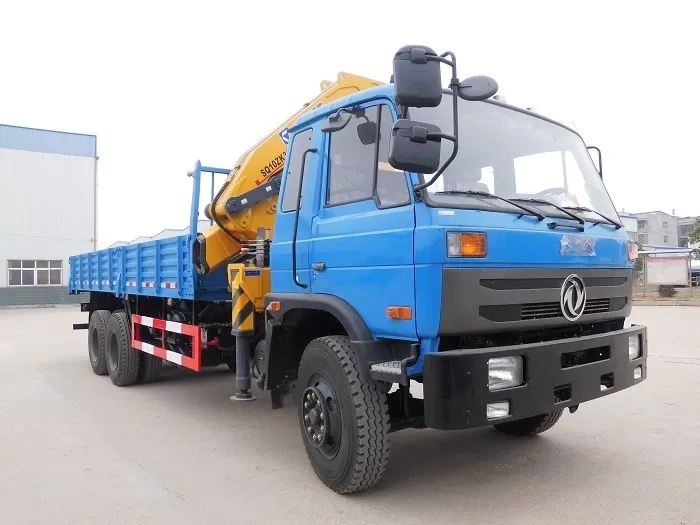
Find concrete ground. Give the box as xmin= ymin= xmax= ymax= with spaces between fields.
xmin=0 ymin=306 xmax=698 ymax=525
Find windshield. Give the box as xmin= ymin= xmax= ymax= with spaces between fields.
xmin=408 ymin=95 xmax=620 ymax=221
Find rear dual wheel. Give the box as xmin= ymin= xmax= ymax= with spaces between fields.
xmin=104 ymin=311 xmax=162 ymax=386
xmin=88 ymin=310 xmax=110 ymax=375
xmin=297 ymin=335 xmax=391 ymax=494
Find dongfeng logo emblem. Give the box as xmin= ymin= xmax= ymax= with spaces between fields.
xmin=560 ymin=274 xmax=586 ymax=321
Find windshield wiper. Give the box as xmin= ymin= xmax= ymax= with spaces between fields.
xmin=563 ymin=206 xmax=622 ymax=229
xmin=509 ymin=197 xmax=586 ymax=228
xmin=434 ymin=190 xmax=545 ymax=221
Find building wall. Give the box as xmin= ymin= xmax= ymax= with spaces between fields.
xmin=0 ymin=124 xmax=96 ymax=306
xmin=634 ymin=211 xmax=678 ymax=246
xmin=619 ymin=213 xmax=639 ymax=242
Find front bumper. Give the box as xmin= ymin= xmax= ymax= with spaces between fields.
xmin=423 ymin=325 xmax=647 ymax=430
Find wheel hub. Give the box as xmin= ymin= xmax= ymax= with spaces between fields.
xmin=302 ymin=386 xmax=328 ymax=448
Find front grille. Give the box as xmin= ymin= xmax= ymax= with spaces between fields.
xmin=521 ymin=298 xmax=610 ymax=320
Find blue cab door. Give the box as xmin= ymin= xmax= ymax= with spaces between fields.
xmin=308 ymin=101 xmax=417 ymax=341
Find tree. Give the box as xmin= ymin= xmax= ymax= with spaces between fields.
xmin=634 ymin=242 xmax=644 ymax=273
xmin=689 ymin=218 xmax=700 ymax=246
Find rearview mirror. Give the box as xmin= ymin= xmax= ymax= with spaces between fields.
xmin=357 ymin=121 xmax=378 ymax=145
xmin=321 ymin=109 xmax=352 ymax=133
xmin=392 ymin=45 xmax=443 ymax=108
xmin=388 ymin=119 xmax=442 ymax=174
xmin=458 ymin=75 xmax=499 ymax=101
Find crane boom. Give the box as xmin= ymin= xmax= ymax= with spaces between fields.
xmin=193 ymin=72 xmax=384 ymax=274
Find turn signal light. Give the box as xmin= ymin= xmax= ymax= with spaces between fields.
xmin=386 ymin=306 xmax=412 ymax=320
xmin=267 ymin=301 xmax=281 ymax=312
xmin=447 ymin=232 xmax=487 ymax=258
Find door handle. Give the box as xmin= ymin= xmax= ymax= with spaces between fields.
xmin=312 ymin=262 xmax=326 ymax=271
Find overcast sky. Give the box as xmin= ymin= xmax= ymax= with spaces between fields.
xmin=1 ymin=1 xmax=697 ymax=248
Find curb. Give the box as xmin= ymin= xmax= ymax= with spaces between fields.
xmin=633 ymin=300 xmax=700 ymax=307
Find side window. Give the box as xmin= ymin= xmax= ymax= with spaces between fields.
xmin=326 ymin=105 xmax=410 ymax=208
xmin=375 ymin=105 xmax=410 ymax=207
xmin=327 ymin=108 xmax=378 ymax=206
xmin=281 ymin=129 xmax=313 ymax=212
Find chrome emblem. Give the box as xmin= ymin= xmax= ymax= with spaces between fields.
xmin=560 ymin=274 xmax=586 ymax=321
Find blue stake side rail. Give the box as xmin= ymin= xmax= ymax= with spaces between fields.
xmin=68 ymin=162 xmax=232 ymax=302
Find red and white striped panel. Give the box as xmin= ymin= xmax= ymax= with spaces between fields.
xmin=131 ymin=314 xmax=201 ymax=371
xmin=126 ymin=281 xmax=137 ymax=287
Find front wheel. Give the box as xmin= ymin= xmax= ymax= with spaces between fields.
xmin=493 ymin=409 xmax=564 ymax=436
xmin=297 ymin=335 xmax=390 ymax=494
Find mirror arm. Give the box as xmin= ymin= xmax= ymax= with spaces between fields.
xmin=412 ymin=134 xmax=457 ymax=195
xmin=412 ymin=50 xmax=460 ymax=195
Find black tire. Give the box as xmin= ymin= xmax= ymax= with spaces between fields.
xmin=87 ymin=309 xmax=110 ymax=376
xmin=297 ymin=335 xmax=390 ymax=494
xmin=105 ymin=311 xmax=140 ymax=387
xmin=494 ymin=409 xmax=564 ymax=437
xmin=138 ymin=353 xmax=163 ymax=384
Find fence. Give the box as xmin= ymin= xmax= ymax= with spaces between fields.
xmin=634 ymin=247 xmax=697 ymax=301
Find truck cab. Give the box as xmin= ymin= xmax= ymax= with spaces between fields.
xmin=264 ymin=46 xmax=646 ymax=438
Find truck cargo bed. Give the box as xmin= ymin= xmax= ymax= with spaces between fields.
xmin=68 ymin=234 xmax=229 ymax=301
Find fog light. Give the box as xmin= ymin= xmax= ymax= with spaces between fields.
xmin=486 ymin=401 xmax=510 ymax=419
xmin=634 ymin=366 xmax=643 ymax=380
xmin=488 ymin=356 xmax=524 ymax=391
xmin=629 ymin=335 xmax=641 ymax=360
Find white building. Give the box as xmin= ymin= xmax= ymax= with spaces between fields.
xmin=0 ymin=124 xmax=96 ymax=306
xmin=618 ymin=212 xmax=639 ymax=242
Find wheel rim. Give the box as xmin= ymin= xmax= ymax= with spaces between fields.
xmin=108 ymin=332 xmax=119 ymax=372
xmin=302 ymin=374 xmax=342 ymax=460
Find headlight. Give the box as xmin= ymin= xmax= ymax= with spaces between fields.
xmin=629 ymin=334 xmax=641 ymax=360
xmin=447 ymin=232 xmax=487 ymax=257
xmin=488 ymin=356 xmax=524 ymax=391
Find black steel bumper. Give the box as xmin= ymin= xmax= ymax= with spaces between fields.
xmin=423 ymin=325 xmax=648 ymax=430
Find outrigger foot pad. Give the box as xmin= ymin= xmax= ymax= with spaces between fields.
xmin=230 ymin=391 xmax=257 ymax=402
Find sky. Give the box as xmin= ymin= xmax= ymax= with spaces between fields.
xmin=1 ymin=0 xmax=698 ymax=248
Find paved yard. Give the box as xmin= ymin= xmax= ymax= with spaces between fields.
xmin=0 ymin=306 xmax=698 ymax=525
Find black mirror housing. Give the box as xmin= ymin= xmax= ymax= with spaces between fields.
xmin=356 ymin=121 xmax=378 ymax=145
xmin=388 ymin=119 xmax=442 ymax=174
xmin=392 ymin=45 xmax=442 ymax=108
xmin=321 ymin=109 xmax=352 ymax=133
xmin=458 ymin=75 xmax=499 ymax=101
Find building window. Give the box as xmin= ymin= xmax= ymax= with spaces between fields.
xmin=638 ymin=234 xmax=647 ymax=244
xmin=637 ymin=219 xmax=647 ymax=230
xmin=662 ymin=221 xmax=668 ymax=230
xmin=663 ymin=235 xmax=669 ymax=244
xmin=7 ymin=260 xmax=62 ymax=286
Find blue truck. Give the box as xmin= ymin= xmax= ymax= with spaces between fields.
xmin=70 ymin=45 xmax=648 ymax=493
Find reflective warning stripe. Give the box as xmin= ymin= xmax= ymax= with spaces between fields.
xmin=130 ymin=314 xmax=201 ymax=371
xmin=132 ymin=339 xmax=184 ymax=365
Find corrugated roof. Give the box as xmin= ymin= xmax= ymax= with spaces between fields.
xmin=0 ymin=123 xmax=96 ymax=157
xmin=108 ymin=220 xmax=212 ymax=248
